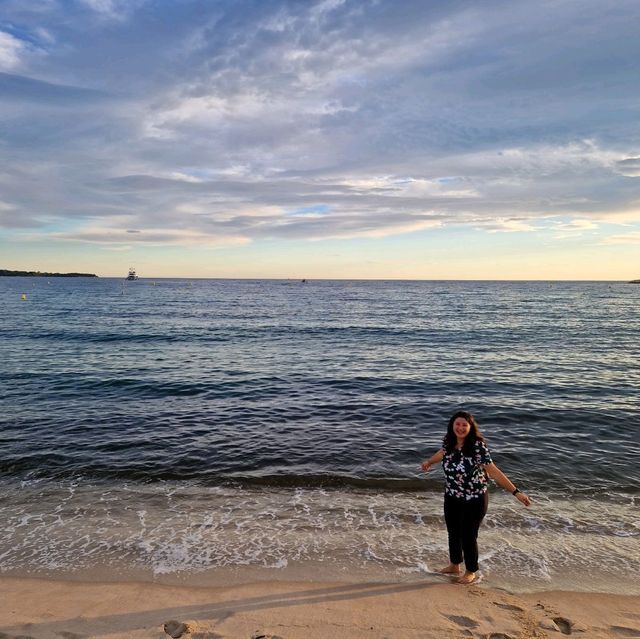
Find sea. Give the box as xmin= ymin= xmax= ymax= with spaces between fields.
xmin=1 ymin=277 xmax=639 ymax=594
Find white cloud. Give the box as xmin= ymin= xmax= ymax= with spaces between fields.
xmin=307 ymin=216 xmax=442 ymax=241
xmin=34 ymin=27 xmax=56 ymax=45
xmin=615 ymin=157 xmax=640 ymax=178
xmin=603 ymin=231 xmax=640 ymax=245
xmin=0 ymin=31 xmax=28 ymax=70
xmin=592 ymin=209 xmax=640 ymax=224
xmin=556 ymin=219 xmax=599 ymax=232
xmin=551 ymin=218 xmax=599 ymax=240
xmin=167 ymin=172 xmax=206 ymax=184
xmin=480 ymin=218 xmax=537 ymax=233
xmin=50 ymin=225 xmax=251 ymax=248
xmin=79 ymin=0 xmax=144 ymax=20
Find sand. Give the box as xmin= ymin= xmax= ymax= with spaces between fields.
xmin=1 ymin=576 xmax=639 ymax=639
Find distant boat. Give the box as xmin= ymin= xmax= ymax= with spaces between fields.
xmin=126 ymin=267 xmax=139 ymax=281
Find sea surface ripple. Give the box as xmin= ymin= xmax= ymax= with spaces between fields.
xmin=1 ymin=278 xmax=639 ymax=591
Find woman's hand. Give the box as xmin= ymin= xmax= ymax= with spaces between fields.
xmin=421 ymin=449 xmax=444 ymax=473
xmin=485 ymin=463 xmax=532 ymax=507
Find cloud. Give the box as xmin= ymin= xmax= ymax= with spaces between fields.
xmin=556 ymin=220 xmax=598 ymax=231
xmin=477 ymin=218 xmax=537 ymax=233
xmin=615 ymin=157 xmax=640 ymax=177
xmin=551 ymin=218 xmax=599 ymax=240
xmin=0 ymin=71 xmax=107 ymax=103
xmin=0 ymin=30 xmax=28 ymax=70
xmin=0 ymin=0 xmax=640 ymax=250
xmin=603 ymin=231 xmax=640 ymax=245
xmin=50 ymin=226 xmax=251 ymax=248
xmin=78 ymin=0 xmax=146 ymax=21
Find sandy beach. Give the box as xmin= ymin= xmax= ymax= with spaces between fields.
xmin=1 ymin=576 xmax=639 ymax=639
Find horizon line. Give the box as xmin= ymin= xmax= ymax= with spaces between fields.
xmin=6 ymin=275 xmax=634 ymax=282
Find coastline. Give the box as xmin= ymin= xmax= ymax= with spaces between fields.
xmin=0 ymin=270 xmax=98 ymax=277
xmin=1 ymin=575 xmax=639 ymax=639
xmin=3 ymin=477 xmax=637 ymax=598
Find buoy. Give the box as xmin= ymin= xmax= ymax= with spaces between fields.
xmin=21 ymin=294 xmax=27 ymax=300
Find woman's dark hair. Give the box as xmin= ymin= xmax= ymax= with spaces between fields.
xmin=444 ymin=410 xmax=485 ymax=456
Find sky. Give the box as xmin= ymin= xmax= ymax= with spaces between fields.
xmin=1 ymin=0 xmax=639 ymax=279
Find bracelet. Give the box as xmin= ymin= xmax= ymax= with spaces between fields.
xmin=512 ymin=488 xmax=520 ymax=496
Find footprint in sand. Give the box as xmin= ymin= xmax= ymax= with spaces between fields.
xmin=552 ymin=617 xmax=574 ymax=635
xmin=486 ymin=634 xmax=515 ymax=639
xmin=446 ymin=615 xmax=480 ymax=629
xmin=164 ymin=620 xmax=189 ymax=638
xmin=56 ymin=632 xmax=86 ymax=639
xmin=492 ymin=602 xmax=524 ymax=613
xmin=610 ymin=626 xmax=640 ymax=637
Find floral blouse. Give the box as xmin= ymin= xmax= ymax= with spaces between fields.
xmin=442 ymin=440 xmax=492 ymax=499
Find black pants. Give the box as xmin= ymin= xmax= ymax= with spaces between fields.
xmin=444 ymin=492 xmax=488 ymax=573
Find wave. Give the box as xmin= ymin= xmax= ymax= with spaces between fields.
xmin=2 ymin=465 xmax=638 ymax=498
xmin=4 ymin=369 xmax=638 ymax=405
xmin=1 ymin=472 xmax=638 ymax=593
xmin=10 ymin=320 xmax=636 ymax=346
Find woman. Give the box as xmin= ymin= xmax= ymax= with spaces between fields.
xmin=421 ymin=410 xmax=531 ymax=584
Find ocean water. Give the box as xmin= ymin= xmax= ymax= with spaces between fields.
xmin=1 ymin=277 xmax=639 ymax=593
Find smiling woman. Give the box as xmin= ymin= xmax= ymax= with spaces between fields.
xmin=421 ymin=410 xmax=531 ymax=585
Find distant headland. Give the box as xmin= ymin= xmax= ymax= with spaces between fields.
xmin=0 ymin=269 xmax=98 ymax=278
xmin=629 ymin=279 xmax=640 ymax=284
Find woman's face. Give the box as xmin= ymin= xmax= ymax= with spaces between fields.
xmin=453 ymin=417 xmax=472 ymax=440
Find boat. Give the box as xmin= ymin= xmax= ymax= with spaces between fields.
xmin=126 ymin=267 xmax=139 ymax=281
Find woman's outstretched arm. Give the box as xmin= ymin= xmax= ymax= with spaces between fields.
xmin=421 ymin=448 xmax=445 ymax=473
xmin=484 ymin=462 xmax=531 ymax=506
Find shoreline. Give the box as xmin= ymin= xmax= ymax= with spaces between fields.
xmin=2 ymin=476 xmax=638 ymax=598
xmin=2 ymin=558 xmax=637 ymax=598
xmin=1 ymin=575 xmax=639 ymax=639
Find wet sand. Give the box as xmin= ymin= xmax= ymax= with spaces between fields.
xmin=1 ymin=576 xmax=639 ymax=639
